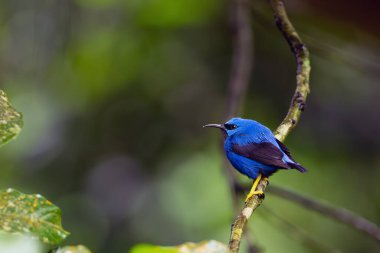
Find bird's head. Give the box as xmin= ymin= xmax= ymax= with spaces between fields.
xmin=203 ymin=117 xmax=254 ymax=138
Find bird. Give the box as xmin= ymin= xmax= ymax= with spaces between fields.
xmin=204 ymin=117 xmax=307 ymax=201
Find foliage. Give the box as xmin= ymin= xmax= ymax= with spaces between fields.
xmin=0 ymin=90 xmax=23 ymax=146
xmin=0 ymin=188 xmax=69 ymax=245
xmin=0 ymin=90 xmax=91 ymax=252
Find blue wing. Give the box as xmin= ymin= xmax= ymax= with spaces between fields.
xmin=232 ymin=140 xmax=307 ymax=172
xmin=232 ymin=141 xmax=291 ymax=169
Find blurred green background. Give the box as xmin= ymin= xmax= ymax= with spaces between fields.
xmin=0 ymin=0 xmax=379 ymax=252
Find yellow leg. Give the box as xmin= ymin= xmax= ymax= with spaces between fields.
xmin=245 ymin=174 xmax=265 ymax=202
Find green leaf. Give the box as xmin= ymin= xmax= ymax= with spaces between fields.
xmin=0 ymin=90 xmax=23 ymax=146
xmin=0 ymin=188 xmax=69 ymax=245
xmin=54 ymin=245 xmax=92 ymax=253
xmin=130 ymin=240 xmax=229 ymax=253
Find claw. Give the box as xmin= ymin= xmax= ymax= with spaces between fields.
xmin=245 ymin=174 xmax=264 ymax=202
xmin=244 ymin=174 xmax=269 ymax=202
xmin=245 ymin=190 xmax=264 ymax=202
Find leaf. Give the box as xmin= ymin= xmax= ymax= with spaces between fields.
xmin=130 ymin=240 xmax=229 ymax=253
xmin=0 ymin=90 xmax=23 ymax=146
xmin=0 ymin=188 xmax=69 ymax=245
xmin=53 ymin=245 xmax=92 ymax=253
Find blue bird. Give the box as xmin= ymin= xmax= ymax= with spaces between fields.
xmin=204 ymin=117 xmax=306 ymax=201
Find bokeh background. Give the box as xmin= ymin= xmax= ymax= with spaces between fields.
xmin=0 ymin=0 xmax=380 ymax=252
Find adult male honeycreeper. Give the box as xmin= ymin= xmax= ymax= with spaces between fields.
xmin=204 ymin=117 xmax=307 ymax=201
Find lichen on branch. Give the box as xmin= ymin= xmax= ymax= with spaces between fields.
xmin=228 ymin=0 xmax=311 ymax=252
xmin=229 ymin=179 xmax=267 ymax=252
xmin=270 ymin=0 xmax=311 ymax=142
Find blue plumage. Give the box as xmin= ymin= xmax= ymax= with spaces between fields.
xmin=204 ymin=117 xmax=306 ymax=180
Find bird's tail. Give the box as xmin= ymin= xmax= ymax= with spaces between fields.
xmin=289 ymin=162 xmax=307 ymax=173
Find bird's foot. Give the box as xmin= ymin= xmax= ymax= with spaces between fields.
xmin=245 ymin=190 xmax=264 ymax=202
xmin=244 ymin=174 xmax=268 ymax=202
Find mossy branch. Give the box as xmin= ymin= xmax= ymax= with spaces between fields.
xmin=229 ymin=0 xmax=311 ymax=252
xmin=229 ymin=179 xmax=267 ymax=252
xmin=270 ymin=0 xmax=311 ymax=142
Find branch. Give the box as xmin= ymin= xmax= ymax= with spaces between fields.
xmin=229 ymin=179 xmax=267 ymax=252
xmin=269 ymin=0 xmax=311 ymax=142
xmin=229 ymin=1 xmax=311 ymax=252
xmin=267 ymin=185 xmax=380 ymax=242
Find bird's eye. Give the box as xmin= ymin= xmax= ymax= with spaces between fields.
xmin=224 ymin=124 xmax=237 ymax=130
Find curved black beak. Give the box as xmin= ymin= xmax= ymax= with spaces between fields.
xmin=203 ymin=123 xmax=225 ymax=130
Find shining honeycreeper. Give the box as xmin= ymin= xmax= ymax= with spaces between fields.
xmin=204 ymin=117 xmax=307 ymax=200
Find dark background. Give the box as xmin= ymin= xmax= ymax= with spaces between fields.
xmin=0 ymin=0 xmax=379 ymax=252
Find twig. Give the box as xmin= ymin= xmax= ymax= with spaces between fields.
xmin=267 ymin=185 xmax=380 ymax=242
xmin=229 ymin=179 xmax=267 ymax=252
xmin=229 ymin=1 xmax=311 ymax=252
xmin=269 ymin=0 xmax=311 ymax=142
